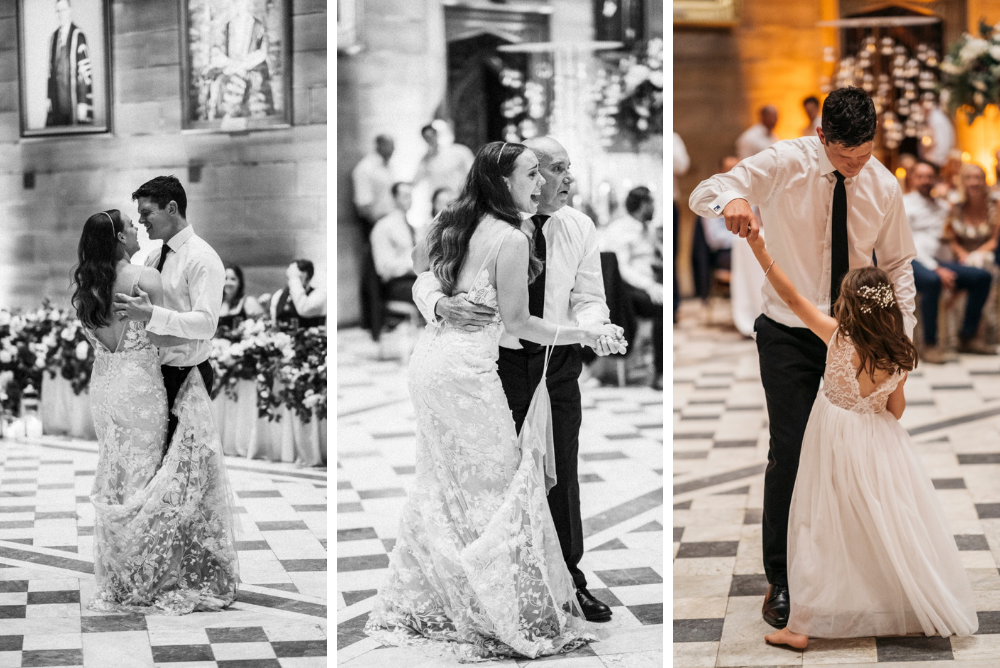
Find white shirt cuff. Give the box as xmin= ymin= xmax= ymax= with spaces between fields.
xmin=146 ymin=305 xmax=168 ymax=334
xmin=708 ymin=191 xmax=746 ymax=216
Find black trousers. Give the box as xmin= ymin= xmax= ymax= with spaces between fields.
xmin=498 ymin=344 xmax=586 ymax=589
xmin=383 ymin=275 xmax=417 ymax=303
xmin=624 ymin=283 xmax=664 ymax=374
xmin=161 ymin=361 xmax=215 ymax=456
xmin=754 ymin=314 xmax=826 ymax=586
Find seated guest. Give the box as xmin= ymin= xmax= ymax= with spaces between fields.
xmin=270 ymin=259 xmax=327 ymax=329
xmin=218 ymin=264 xmax=264 ymax=334
xmin=944 ymin=163 xmax=1000 ymax=270
xmin=371 ymin=182 xmax=418 ymax=303
xmin=905 ymin=160 xmax=993 ymax=362
xmin=600 ymin=186 xmax=663 ymax=389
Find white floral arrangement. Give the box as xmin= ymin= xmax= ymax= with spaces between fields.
xmin=940 ymin=21 xmax=1000 ymax=121
xmin=594 ymin=38 xmax=664 ymax=149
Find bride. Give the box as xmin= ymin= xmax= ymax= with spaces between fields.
xmin=365 ymin=141 xmax=619 ymax=660
xmin=72 ymin=209 xmax=239 ymax=614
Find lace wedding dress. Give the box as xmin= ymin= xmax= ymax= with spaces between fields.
xmin=786 ymin=329 xmax=978 ymax=638
xmin=85 ymin=274 xmax=239 ymax=615
xmin=365 ymin=217 xmax=592 ymax=661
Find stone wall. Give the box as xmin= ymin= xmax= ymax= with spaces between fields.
xmin=0 ymin=0 xmax=327 ymax=312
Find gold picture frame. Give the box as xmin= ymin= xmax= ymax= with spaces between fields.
xmin=673 ymin=0 xmax=740 ymax=27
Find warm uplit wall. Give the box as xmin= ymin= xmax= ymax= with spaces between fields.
xmin=0 ymin=0 xmax=327 ymax=312
xmin=674 ymin=0 xmax=834 ymax=297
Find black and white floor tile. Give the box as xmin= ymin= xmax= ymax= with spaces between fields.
xmin=0 ymin=434 xmax=327 ymax=667
xmin=674 ymin=315 xmax=1000 ymax=667
xmin=335 ymin=328 xmax=664 ymax=667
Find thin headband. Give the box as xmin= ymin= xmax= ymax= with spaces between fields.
xmin=99 ymin=212 xmax=116 ymax=238
xmin=497 ymin=142 xmax=507 ymax=164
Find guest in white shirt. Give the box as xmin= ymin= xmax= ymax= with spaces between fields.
xmin=352 ymin=134 xmax=397 ymax=230
xmin=601 ymin=187 xmax=663 ymax=385
xmin=736 ymin=105 xmax=779 ymax=159
xmin=921 ymin=104 xmax=955 ymax=168
xmin=414 ymin=124 xmax=475 ymax=195
xmin=371 ymin=182 xmax=418 ymax=302
xmin=113 ymin=176 xmax=225 ymax=452
xmin=674 ymin=132 xmax=690 ymax=322
xmin=904 ymin=160 xmax=992 ymax=362
xmin=270 ymin=260 xmax=327 ymax=330
xmin=801 ymin=96 xmax=821 ymax=137
xmin=689 ymin=87 xmax=917 ymax=631
xmin=412 ymin=135 xmax=622 ymax=623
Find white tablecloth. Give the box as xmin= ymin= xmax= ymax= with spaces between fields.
xmin=40 ymin=374 xmax=97 ymax=440
xmin=212 ymin=379 xmax=326 ymax=467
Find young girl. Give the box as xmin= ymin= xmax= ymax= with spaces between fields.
xmin=746 ymin=233 xmax=979 ymax=649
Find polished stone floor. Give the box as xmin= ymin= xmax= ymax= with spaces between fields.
xmin=335 ymin=327 xmax=664 ymax=666
xmin=673 ymin=304 xmax=1000 ymax=668
xmin=0 ymin=433 xmax=327 ymax=667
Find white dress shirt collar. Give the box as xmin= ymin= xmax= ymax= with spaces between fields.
xmin=165 ymin=225 xmax=195 ymax=251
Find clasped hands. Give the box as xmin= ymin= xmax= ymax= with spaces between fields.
xmin=436 ymin=294 xmax=627 ymax=356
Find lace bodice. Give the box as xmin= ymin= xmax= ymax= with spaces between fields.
xmin=87 ymin=320 xmax=156 ymax=356
xmin=822 ymin=329 xmax=902 ymax=414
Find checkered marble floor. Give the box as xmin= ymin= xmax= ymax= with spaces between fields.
xmin=335 ymin=327 xmax=664 ymax=666
xmin=673 ymin=310 xmax=1000 ymax=668
xmin=0 ymin=434 xmax=327 ymax=667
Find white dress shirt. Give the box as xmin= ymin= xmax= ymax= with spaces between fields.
xmin=370 ymin=209 xmax=416 ymax=281
xmin=922 ymin=107 xmax=955 ymax=167
xmin=599 ymin=214 xmax=657 ymax=292
xmin=145 ymin=226 xmax=225 ymax=367
xmin=903 ymin=191 xmax=949 ymax=270
xmin=801 ymin=116 xmax=821 ymax=138
xmin=689 ymin=136 xmax=918 ymax=335
xmin=673 ymin=133 xmax=690 ymax=202
xmin=415 ymin=143 xmax=475 ymax=194
xmin=412 ymin=206 xmax=610 ymax=349
xmin=352 ymin=153 xmax=397 ymax=222
xmin=269 ymin=277 xmax=327 ymax=320
xmin=736 ymin=123 xmax=779 ymax=160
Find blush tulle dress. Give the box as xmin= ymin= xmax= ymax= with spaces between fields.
xmin=786 ymin=329 xmax=978 ymax=638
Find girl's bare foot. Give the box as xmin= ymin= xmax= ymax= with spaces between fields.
xmin=765 ymin=627 xmax=808 ymax=649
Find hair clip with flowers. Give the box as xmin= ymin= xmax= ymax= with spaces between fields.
xmin=857 ymin=284 xmax=895 ymax=313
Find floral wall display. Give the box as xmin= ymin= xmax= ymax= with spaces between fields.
xmin=0 ymin=305 xmax=326 ymax=424
xmin=594 ymin=38 xmax=663 ymax=151
xmin=831 ymin=33 xmax=941 ymax=152
xmin=940 ymin=21 xmax=1000 ymax=123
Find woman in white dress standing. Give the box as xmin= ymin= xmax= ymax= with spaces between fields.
xmin=365 ymin=142 xmax=618 ymax=660
xmin=72 ymin=210 xmax=239 ymax=614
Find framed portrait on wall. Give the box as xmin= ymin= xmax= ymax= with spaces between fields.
xmin=180 ymin=0 xmax=292 ymax=132
xmin=16 ymin=0 xmax=112 ymax=137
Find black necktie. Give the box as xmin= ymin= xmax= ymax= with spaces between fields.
xmin=520 ymin=214 xmax=548 ymax=353
xmin=155 ymin=244 xmax=172 ymax=272
xmin=830 ymin=171 xmax=849 ymax=314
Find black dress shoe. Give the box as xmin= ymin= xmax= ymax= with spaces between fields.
xmin=576 ymin=587 xmax=612 ymax=622
xmin=762 ymin=584 xmax=789 ymax=628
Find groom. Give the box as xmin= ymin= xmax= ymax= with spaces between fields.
xmin=689 ymin=87 xmax=917 ymax=628
xmin=114 ymin=175 xmax=225 ymax=451
xmin=412 ymin=135 xmax=624 ymax=622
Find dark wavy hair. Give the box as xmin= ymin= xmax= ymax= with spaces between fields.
xmin=426 ymin=141 xmax=542 ymax=295
xmin=224 ymin=264 xmax=246 ymax=306
xmin=72 ymin=210 xmax=125 ymax=330
xmin=833 ymin=266 xmax=917 ymax=381
xmin=821 ymin=87 xmax=877 ymax=148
